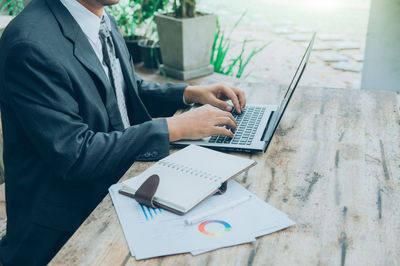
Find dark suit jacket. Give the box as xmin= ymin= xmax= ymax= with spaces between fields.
xmin=0 ymin=0 xmax=187 ymax=261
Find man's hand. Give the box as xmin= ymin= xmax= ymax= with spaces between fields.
xmin=184 ymin=83 xmax=246 ymax=114
xmin=166 ymin=105 xmax=237 ymax=142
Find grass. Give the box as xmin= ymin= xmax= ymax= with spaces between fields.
xmin=211 ymin=12 xmax=269 ymax=78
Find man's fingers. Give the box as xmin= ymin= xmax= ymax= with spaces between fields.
xmin=214 ymin=108 xmax=236 ymax=124
xmin=212 ymin=99 xmax=232 ymax=112
xmin=221 ymin=85 xmax=242 ymax=114
xmin=214 ymin=117 xmax=237 ymax=132
xmin=213 ymin=127 xmax=234 ymax=138
xmin=232 ymin=86 xmax=246 ymax=109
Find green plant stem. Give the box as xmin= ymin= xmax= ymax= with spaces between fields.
xmin=238 ymin=43 xmax=269 ymax=78
xmin=210 ymin=12 xmax=270 ymax=78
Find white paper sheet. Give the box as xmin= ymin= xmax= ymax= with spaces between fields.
xmin=190 ymin=190 xmax=295 ymax=255
xmin=109 ymin=181 xmax=295 ymax=260
xmin=109 ymin=182 xmax=255 ymax=259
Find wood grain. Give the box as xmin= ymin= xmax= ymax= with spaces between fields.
xmin=50 ymin=75 xmax=400 ymax=265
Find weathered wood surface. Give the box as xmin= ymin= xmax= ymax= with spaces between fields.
xmin=51 ymin=73 xmax=400 ymax=265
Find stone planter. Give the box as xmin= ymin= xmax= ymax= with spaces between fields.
xmin=155 ymin=13 xmax=216 ymax=80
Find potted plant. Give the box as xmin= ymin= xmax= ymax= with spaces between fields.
xmin=155 ymin=0 xmax=216 ymax=80
xmin=0 ymin=0 xmax=24 ymax=16
xmin=108 ymin=0 xmax=171 ymax=65
xmin=0 ymin=0 xmax=23 ymax=37
xmin=136 ymin=18 xmax=163 ymax=68
xmin=108 ymin=0 xmax=143 ymax=63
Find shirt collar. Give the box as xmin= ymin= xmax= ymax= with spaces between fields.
xmin=59 ymin=0 xmax=112 ymax=44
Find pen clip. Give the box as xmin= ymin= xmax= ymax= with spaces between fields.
xmin=216 ymin=181 xmax=227 ymax=195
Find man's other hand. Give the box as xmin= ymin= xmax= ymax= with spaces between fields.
xmin=183 ymin=83 xmax=246 ymax=114
xmin=166 ymin=105 xmax=237 ymax=142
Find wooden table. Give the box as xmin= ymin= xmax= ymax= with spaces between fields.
xmin=51 ymin=71 xmax=400 ymax=265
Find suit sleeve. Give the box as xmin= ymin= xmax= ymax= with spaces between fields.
xmin=4 ymin=41 xmax=170 ymax=184
xmin=134 ymin=72 xmax=189 ymax=118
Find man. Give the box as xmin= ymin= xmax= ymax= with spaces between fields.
xmin=0 ymin=0 xmax=246 ymax=265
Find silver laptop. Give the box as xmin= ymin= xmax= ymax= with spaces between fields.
xmin=173 ymin=33 xmax=315 ymax=153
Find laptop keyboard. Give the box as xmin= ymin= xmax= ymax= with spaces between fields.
xmin=208 ymin=106 xmax=266 ymax=145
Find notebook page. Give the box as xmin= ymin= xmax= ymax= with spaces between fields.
xmin=123 ymin=145 xmax=255 ymax=212
xmin=123 ymin=163 xmax=217 ymax=212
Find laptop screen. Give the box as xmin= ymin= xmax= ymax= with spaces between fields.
xmin=263 ymin=33 xmax=315 ymax=152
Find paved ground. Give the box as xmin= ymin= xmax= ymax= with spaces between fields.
xmin=198 ymin=0 xmax=371 ymax=89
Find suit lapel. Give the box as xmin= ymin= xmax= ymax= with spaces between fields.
xmin=73 ymin=33 xmax=125 ymax=130
xmin=46 ymin=0 xmax=125 ymax=130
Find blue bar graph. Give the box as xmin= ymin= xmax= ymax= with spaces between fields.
xmin=140 ymin=204 xmax=162 ymax=220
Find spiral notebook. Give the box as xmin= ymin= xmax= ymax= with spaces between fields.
xmin=121 ymin=145 xmax=256 ymax=215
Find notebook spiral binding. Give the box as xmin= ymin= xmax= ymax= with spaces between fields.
xmin=158 ymin=160 xmax=223 ymax=183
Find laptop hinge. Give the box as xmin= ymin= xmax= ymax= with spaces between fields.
xmin=261 ymin=111 xmax=275 ymax=142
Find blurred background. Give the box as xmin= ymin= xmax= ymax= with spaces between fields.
xmin=0 ymin=0 xmax=372 ymax=89
xmin=196 ymin=0 xmax=371 ymax=89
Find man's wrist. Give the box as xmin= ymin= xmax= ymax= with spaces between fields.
xmin=183 ymin=85 xmax=196 ymax=105
xmin=166 ymin=117 xmax=182 ymax=142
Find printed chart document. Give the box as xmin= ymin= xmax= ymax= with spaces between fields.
xmin=109 ymin=181 xmax=295 ymax=260
xmin=121 ymin=145 xmax=256 ymax=214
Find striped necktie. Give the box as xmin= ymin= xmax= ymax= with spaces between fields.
xmin=99 ymin=17 xmax=130 ymax=129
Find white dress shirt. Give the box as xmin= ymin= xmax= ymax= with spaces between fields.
xmin=60 ymin=0 xmax=130 ymax=125
xmin=60 ymin=0 xmax=189 ymax=109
